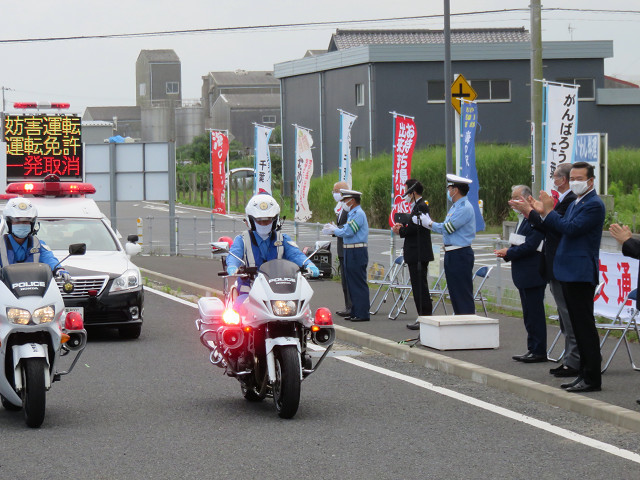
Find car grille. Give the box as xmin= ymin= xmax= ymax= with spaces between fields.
xmin=56 ymin=275 xmax=109 ymax=299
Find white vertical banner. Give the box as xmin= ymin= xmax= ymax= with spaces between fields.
xmin=294 ymin=126 xmax=314 ymax=222
xmin=542 ymin=82 xmax=579 ymax=192
xmin=254 ymin=123 xmax=274 ymax=195
xmin=338 ymin=109 xmax=357 ymax=187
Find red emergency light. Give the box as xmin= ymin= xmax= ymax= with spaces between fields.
xmin=6 ymin=177 xmax=96 ymax=197
xmin=13 ymin=102 xmax=70 ymax=110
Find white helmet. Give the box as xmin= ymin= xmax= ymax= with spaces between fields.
xmin=245 ymin=194 xmax=280 ymax=232
xmin=3 ymin=197 xmax=38 ymax=236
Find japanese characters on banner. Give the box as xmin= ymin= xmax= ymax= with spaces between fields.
xmin=575 ymin=133 xmax=601 ymax=193
xmin=338 ymin=110 xmax=357 ymax=187
xmin=542 ymin=82 xmax=579 ymax=193
xmin=3 ymin=115 xmax=82 ymax=180
xmin=388 ymin=114 xmax=416 ymax=227
xmin=210 ymin=130 xmax=229 ymax=214
xmin=459 ymin=101 xmax=485 ymax=232
xmin=253 ymin=124 xmax=273 ymax=195
xmin=294 ymin=127 xmax=314 ymax=222
xmin=595 ymin=251 xmax=639 ymax=321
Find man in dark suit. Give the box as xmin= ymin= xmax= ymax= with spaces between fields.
xmin=495 ymin=185 xmax=547 ymax=362
xmin=520 ymin=161 xmax=605 ymax=393
xmin=512 ymin=163 xmax=578 ymax=376
xmin=609 ymin=222 xmax=640 ymax=403
xmin=332 ymin=181 xmax=351 ymax=317
xmin=391 ymin=179 xmax=434 ymax=330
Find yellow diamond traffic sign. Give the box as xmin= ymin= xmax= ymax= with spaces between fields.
xmin=451 ymin=74 xmax=477 ymax=115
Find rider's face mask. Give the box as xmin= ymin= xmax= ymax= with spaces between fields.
xmin=254 ymin=219 xmax=273 ymax=240
xmin=12 ymin=224 xmax=31 ymax=239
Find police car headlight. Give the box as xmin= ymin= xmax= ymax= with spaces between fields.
xmin=7 ymin=308 xmax=31 ymax=325
xmin=271 ymin=300 xmax=297 ymax=317
xmin=110 ymin=269 xmax=141 ymax=293
xmin=33 ymin=306 xmax=55 ymax=324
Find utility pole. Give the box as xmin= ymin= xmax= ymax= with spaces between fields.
xmin=444 ymin=0 xmax=453 ymax=177
xmin=530 ymin=1 xmax=543 ymax=195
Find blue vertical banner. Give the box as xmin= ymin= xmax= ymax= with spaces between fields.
xmin=459 ymin=101 xmax=485 ymax=232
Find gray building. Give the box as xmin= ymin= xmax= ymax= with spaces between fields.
xmin=82 ymin=106 xmax=142 ymax=140
xmin=136 ymin=49 xmax=182 ymax=107
xmin=274 ymin=28 xmax=640 ymax=184
xmin=201 ymin=70 xmax=280 ymax=146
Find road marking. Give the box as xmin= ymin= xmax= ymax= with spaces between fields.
xmin=336 ymin=355 xmax=640 ymax=464
xmin=146 ymin=285 xmax=638 ymax=463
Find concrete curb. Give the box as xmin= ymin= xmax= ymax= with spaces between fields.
xmin=142 ymin=267 xmax=640 ymax=433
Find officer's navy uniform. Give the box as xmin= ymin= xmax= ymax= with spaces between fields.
xmin=334 ymin=202 xmax=369 ymax=320
xmin=431 ymin=196 xmax=476 ymax=314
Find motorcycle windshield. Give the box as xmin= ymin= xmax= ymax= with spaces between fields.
xmin=1 ymin=263 xmax=53 ymax=298
xmin=259 ymin=259 xmax=299 ymax=294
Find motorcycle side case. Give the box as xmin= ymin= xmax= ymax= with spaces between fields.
xmin=198 ymin=297 xmax=225 ymax=325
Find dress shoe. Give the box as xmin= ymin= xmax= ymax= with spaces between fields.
xmin=519 ymin=352 xmax=548 ymax=363
xmin=406 ymin=322 xmax=420 ymax=330
xmin=565 ymin=379 xmax=601 ymax=393
xmin=336 ymin=310 xmax=351 ymax=317
xmin=349 ymin=317 xmax=370 ymax=322
xmin=512 ymin=351 xmax=532 ymax=361
xmin=550 ymin=365 xmax=579 ymax=377
xmin=560 ymin=377 xmax=583 ymax=389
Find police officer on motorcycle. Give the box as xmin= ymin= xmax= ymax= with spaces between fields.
xmin=1 ymin=197 xmax=71 ymax=282
xmin=226 ymin=193 xmax=320 ymax=278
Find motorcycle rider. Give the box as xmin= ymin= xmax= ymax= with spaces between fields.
xmin=1 ymin=197 xmax=71 ymax=282
xmin=226 ymin=193 xmax=320 ymax=280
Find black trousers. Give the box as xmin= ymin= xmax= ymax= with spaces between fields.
xmin=407 ymin=261 xmax=432 ymax=316
xmin=338 ymin=255 xmax=352 ymax=310
xmin=561 ymin=282 xmax=601 ymax=386
xmin=518 ymin=285 xmax=547 ymax=356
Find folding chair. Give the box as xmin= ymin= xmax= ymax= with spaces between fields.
xmin=547 ymin=281 xmax=604 ymax=362
xmin=387 ymin=262 xmax=413 ymax=320
xmin=429 ymin=269 xmax=448 ymax=315
xmin=471 ymin=265 xmax=494 ymax=317
xmin=597 ymin=289 xmax=640 ymax=373
xmin=369 ymin=256 xmax=405 ymax=315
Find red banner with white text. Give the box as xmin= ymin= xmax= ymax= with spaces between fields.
xmin=211 ymin=131 xmax=229 ymax=214
xmin=389 ymin=115 xmax=416 ymax=226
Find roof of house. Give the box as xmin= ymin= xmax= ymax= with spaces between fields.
xmin=137 ymin=49 xmax=180 ymax=62
xmin=207 ymin=70 xmax=279 ymax=87
xmin=82 ymin=106 xmax=141 ymax=121
xmin=328 ymin=28 xmax=530 ymax=51
xmin=217 ymin=93 xmax=280 ymax=109
xmin=304 ymin=49 xmax=327 ymax=57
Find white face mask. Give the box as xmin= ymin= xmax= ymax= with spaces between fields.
xmin=569 ymin=180 xmax=590 ymax=196
xmin=342 ymin=202 xmax=351 ymax=212
xmin=255 ymin=222 xmax=272 ymax=239
xmin=333 ymin=192 xmax=342 ymax=202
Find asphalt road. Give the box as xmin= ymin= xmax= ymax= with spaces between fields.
xmin=3 ymin=288 xmax=640 ymax=479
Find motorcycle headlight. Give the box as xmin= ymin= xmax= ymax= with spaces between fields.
xmin=271 ymin=300 xmax=297 ymax=317
xmin=7 ymin=308 xmax=31 ymax=325
xmin=110 ymin=269 xmax=141 ymax=293
xmin=33 ymin=306 xmax=55 ymax=324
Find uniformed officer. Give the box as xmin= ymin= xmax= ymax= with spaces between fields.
xmin=332 ymin=181 xmax=352 ymax=317
xmin=413 ymin=174 xmax=476 ymax=314
xmin=323 ymin=189 xmax=370 ymax=322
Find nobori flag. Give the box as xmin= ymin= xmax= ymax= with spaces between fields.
xmin=294 ymin=127 xmax=314 ymax=222
xmin=459 ymin=101 xmax=485 ymax=232
xmin=254 ymin=124 xmax=274 ymax=195
xmin=338 ymin=110 xmax=357 ymax=187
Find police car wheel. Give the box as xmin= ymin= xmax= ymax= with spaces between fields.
xmin=118 ymin=324 xmax=142 ymax=340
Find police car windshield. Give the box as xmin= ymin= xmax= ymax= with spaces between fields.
xmin=36 ymin=219 xmax=119 ymax=252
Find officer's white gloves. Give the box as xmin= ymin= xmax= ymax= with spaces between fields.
xmin=411 ymin=213 xmax=433 ymax=229
xmin=57 ymin=269 xmax=72 ymax=283
xmin=227 ymin=266 xmax=238 ymax=276
xmin=322 ymin=223 xmax=337 ymax=235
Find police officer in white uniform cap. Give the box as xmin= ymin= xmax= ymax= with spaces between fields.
xmin=413 ymin=174 xmax=476 ymax=314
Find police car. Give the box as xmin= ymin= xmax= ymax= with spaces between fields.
xmin=2 ymin=177 xmax=144 ymax=339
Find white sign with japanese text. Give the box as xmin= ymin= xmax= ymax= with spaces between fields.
xmin=253 ymin=124 xmax=273 ymax=195
xmin=338 ymin=110 xmax=357 ymax=187
xmin=294 ymin=127 xmax=313 ymax=222
xmin=595 ymin=251 xmax=639 ymax=321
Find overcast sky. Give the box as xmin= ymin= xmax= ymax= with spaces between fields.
xmin=1 ymin=0 xmax=639 ymax=114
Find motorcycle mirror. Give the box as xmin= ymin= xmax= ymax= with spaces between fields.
xmin=69 ymin=243 xmax=86 ymax=256
xmin=210 ymin=241 xmax=230 ymax=255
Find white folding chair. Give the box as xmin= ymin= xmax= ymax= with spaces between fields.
xmin=472 ymin=265 xmax=494 ymax=317
xmin=597 ymin=289 xmax=640 ymax=373
xmin=429 ymin=269 xmax=448 ymax=315
xmin=369 ymin=255 xmax=405 ymax=315
xmin=387 ymin=262 xmax=413 ymax=320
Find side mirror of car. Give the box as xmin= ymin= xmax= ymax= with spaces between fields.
xmin=125 ymin=242 xmax=142 ymax=257
xmin=127 ymin=234 xmax=139 ymax=243
xmin=69 ymin=243 xmax=87 ymax=256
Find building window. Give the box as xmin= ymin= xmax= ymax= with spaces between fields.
xmin=166 ymin=82 xmax=180 ymax=94
xmin=469 ymin=79 xmax=511 ymax=102
xmin=262 ymin=115 xmax=276 ymax=124
xmin=556 ymin=78 xmax=595 ymax=100
xmin=356 ymin=83 xmax=365 ymax=106
xmin=427 ymin=81 xmax=445 ymax=102
xmin=355 ymin=146 xmax=365 ymax=160
xmin=139 ymin=83 xmax=146 ymax=96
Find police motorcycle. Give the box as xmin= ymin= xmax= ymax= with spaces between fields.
xmin=0 ymin=243 xmax=87 ymax=428
xmin=196 ymin=238 xmax=335 ymax=419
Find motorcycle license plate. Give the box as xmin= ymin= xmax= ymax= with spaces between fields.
xmin=64 ymin=307 xmax=84 ymax=319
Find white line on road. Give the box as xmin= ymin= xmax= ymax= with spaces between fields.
xmin=147 ymin=285 xmax=640 ymax=464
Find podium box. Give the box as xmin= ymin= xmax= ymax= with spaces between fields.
xmin=419 ymin=315 xmax=499 ymax=350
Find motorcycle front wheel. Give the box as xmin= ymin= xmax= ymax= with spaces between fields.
xmin=273 ymin=345 xmax=301 ymax=419
xmin=21 ymin=358 xmax=47 ymax=428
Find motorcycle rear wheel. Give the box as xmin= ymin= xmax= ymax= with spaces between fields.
xmin=21 ymin=358 xmax=47 ymax=428
xmin=273 ymin=345 xmax=301 ymax=419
